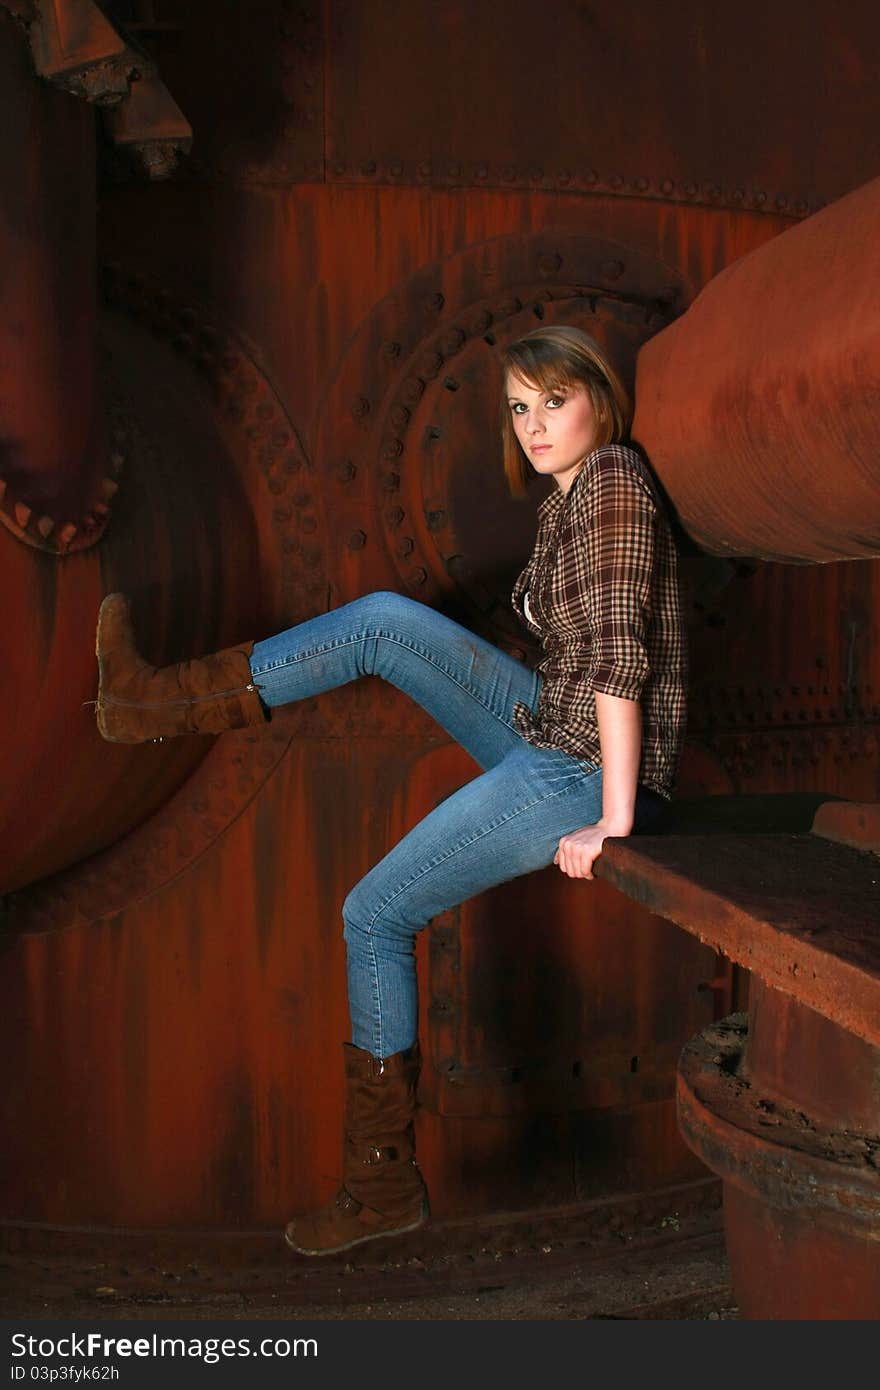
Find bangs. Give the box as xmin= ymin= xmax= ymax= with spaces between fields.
xmin=503 ymin=347 xmax=582 ymax=396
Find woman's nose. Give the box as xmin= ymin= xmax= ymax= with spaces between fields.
xmin=526 ymin=413 xmax=545 ymax=434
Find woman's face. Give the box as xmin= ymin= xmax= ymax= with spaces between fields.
xmin=506 ymin=373 xmax=600 ymax=494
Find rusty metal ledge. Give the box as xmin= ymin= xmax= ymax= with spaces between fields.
xmin=597 ymin=813 xmax=880 ymax=1048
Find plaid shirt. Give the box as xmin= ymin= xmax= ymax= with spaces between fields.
xmin=511 ymin=444 xmax=687 ymax=799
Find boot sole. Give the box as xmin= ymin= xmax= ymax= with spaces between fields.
xmin=283 ymin=1198 xmax=429 ymax=1257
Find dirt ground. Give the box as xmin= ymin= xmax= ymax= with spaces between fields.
xmin=0 ymin=1197 xmax=737 ymax=1322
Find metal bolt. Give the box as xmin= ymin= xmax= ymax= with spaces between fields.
xmin=583 ymin=168 xmax=598 ymax=184
xmin=347 ymin=530 xmax=367 ymax=550
xmin=351 ymin=396 xmax=371 ymax=419
xmin=382 ymin=437 xmax=404 ymax=460
xmin=635 ymin=176 xmax=648 ymax=191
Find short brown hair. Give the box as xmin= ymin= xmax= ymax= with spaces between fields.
xmin=499 ymin=326 xmax=632 ymax=497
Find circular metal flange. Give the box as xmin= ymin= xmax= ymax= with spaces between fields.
xmin=677 ymin=1014 xmax=880 ymax=1232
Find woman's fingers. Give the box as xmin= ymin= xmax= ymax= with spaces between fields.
xmin=555 ymin=829 xmax=603 ymax=879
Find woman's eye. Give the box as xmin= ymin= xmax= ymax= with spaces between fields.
xmin=546 ymin=396 xmax=565 ymax=409
xmin=511 ymin=403 xmax=527 ymax=415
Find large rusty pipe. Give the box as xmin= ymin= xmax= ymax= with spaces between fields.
xmin=634 ymin=175 xmax=880 ymax=562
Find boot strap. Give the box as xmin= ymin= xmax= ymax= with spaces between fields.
xmin=347 ymin=1132 xmax=415 ymax=1166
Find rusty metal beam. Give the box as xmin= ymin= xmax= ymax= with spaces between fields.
xmin=597 ymin=825 xmax=880 ymax=1047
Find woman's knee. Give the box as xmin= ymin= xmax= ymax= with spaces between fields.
xmin=347 ymin=590 xmax=422 ymax=630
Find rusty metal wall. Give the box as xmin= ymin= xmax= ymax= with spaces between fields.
xmin=1 ymin=0 xmax=878 ymax=1234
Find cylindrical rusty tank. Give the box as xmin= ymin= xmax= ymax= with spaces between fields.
xmin=2 ymin=0 xmax=879 ymax=1318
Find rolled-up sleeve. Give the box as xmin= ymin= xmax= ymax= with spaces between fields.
xmin=572 ymin=456 xmax=657 ymax=701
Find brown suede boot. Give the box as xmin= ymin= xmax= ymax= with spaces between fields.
xmin=95 ymin=592 xmax=268 ymax=743
xmin=284 ymin=1043 xmax=429 ymax=1256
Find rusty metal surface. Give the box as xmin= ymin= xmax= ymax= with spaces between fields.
xmin=597 ymin=831 xmax=880 ymax=1046
xmin=722 ymin=1185 xmax=877 ymax=1321
xmin=745 ymin=978 xmax=880 ymax=1134
xmin=323 ymin=0 xmax=879 ymax=216
xmin=812 ymin=798 xmax=880 ymax=852
xmin=677 ymin=1012 xmax=880 ymax=1318
xmin=635 ymin=174 xmax=880 ymax=561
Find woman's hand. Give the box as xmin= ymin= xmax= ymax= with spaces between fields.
xmin=554 ymin=817 xmax=631 ymax=880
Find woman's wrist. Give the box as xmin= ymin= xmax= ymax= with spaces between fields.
xmin=596 ymin=812 xmax=634 ymax=836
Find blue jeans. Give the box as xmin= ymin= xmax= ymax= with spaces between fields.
xmin=250 ymin=591 xmax=662 ymax=1059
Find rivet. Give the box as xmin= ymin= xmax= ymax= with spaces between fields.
xmin=390 ymin=406 xmax=410 ymax=429
xmin=417 ymin=160 xmax=431 ymax=176
xmin=337 ymin=460 xmax=357 ymax=482
xmin=268 ymin=477 xmax=287 ymax=495
xmin=58 ymin=523 xmax=78 ymax=548
xmin=447 ymin=161 xmax=461 ymax=177
xmin=390 ymin=161 xmax=403 ymax=176
xmin=298 ymin=515 xmax=317 ymax=533
xmin=402 ymin=378 xmax=425 ymax=403
xmin=382 ymin=340 xmax=401 ymax=360
xmin=475 ymin=163 xmax=488 ymax=179
xmin=293 ymin=491 xmax=313 ymax=508
xmin=426 ymin=509 xmax=447 ymax=530
xmin=754 ymin=190 xmax=767 ymax=204
xmin=410 ymin=567 xmax=427 ymax=585
xmin=732 ymin=187 xmax=745 ymax=202
xmin=557 ymin=169 xmax=571 ymax=185
xmin=382 ymin=472 xmax=401 ymax=491
xmin=425 ymin=293 xmax=445 ymax=312
xmin=36 ymin=515 xmax=55 ymax=538
xmin=502 ymin=164 xmax=516 ymax=180
xmin=382 ymin=437 xmax=404 ymax=460
xmin=635 ymin=176 xmax=648 ymax=191
xmin=361 ymin=159 xmax=377 ymax=175
xmin=796 ymin=199 xmax=808 ymax=214
xmin=608 ymin=173 xmax=623 ymax=189
xmin=92 ymin=501 xmax=110 ymax=519
xmin=13 ymin=502 xmax=31 ymax=528
xmin=385 ymin=506 xmax=404 ymax=527
xmin=347 ymin=530 xmax=367 ymax=550
xmin=351 ymin=396 xmax=371 ymax=419
xmin=538 ymin=252 xmax=562 ymax=274
xmin=601 ymin=259 xmax=625 ymax=280
xmin=707 ymin=183 xmax=721 ymax=198
xmin=529 ymin=166 xmax=544 ymax=181
xmin=683 ymin=181 xmax=697 ymax=196
xmin=333 ymin=161 xmax=346 ymax=176
xmin=494 ymin=297 xmax=522 ymax=317
xmin=583 ymin=168 xmax=598 ymax=184
xmin=398 ymin=536 xmax=415 ymax=557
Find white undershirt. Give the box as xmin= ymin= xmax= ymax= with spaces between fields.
xmin=523 ymin=590 xmax=536 ymax=626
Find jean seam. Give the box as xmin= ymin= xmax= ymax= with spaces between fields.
xmin=251 ymin=629 xmax=528 ymax=735
xmin=361 ymin=770 xmax=600 ymax=934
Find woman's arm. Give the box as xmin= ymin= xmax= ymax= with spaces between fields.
xmin=554 ymin=690 xmax=642 ymax=880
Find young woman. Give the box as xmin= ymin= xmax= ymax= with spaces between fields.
xmin=94 ymin=324 xmax=687 ymax=1257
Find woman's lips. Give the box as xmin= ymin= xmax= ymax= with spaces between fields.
xmin=530 ymin=444 xmax=552 ymax=453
